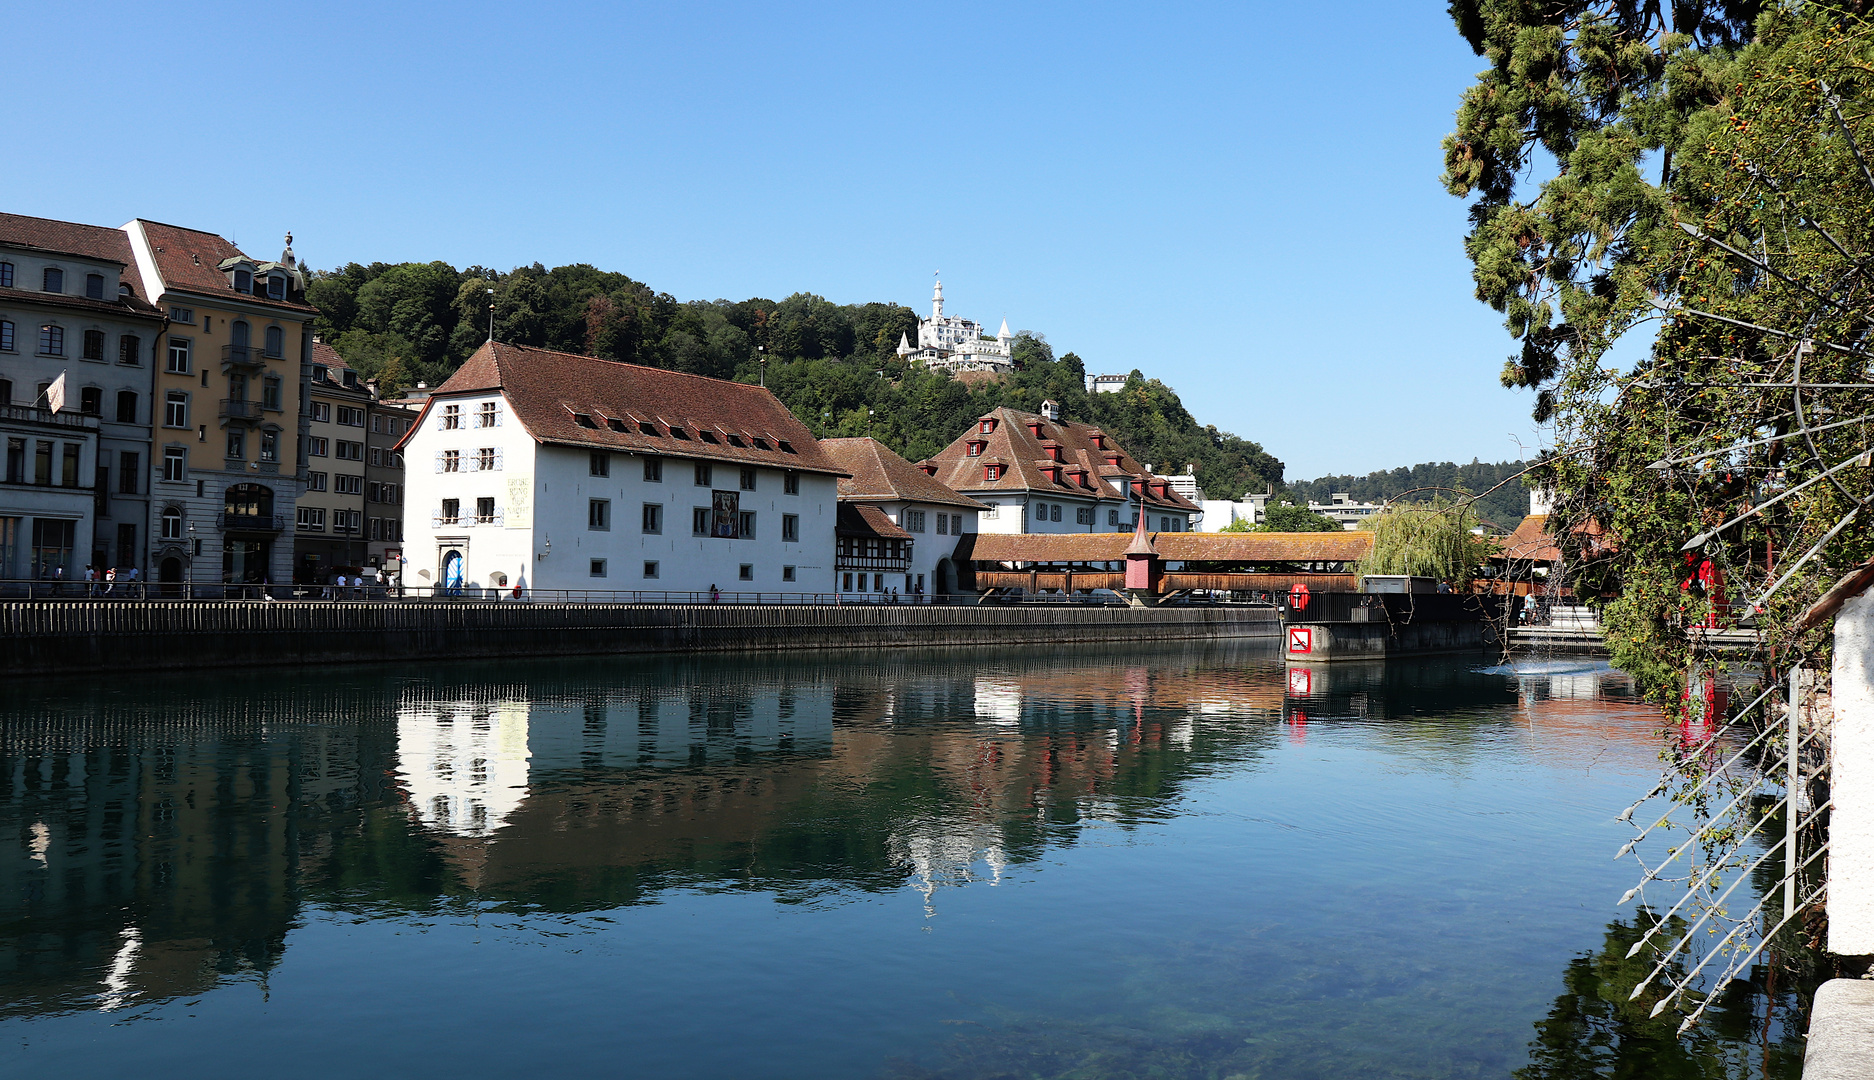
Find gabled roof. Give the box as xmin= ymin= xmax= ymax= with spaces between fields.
xmin=127 ymin=219 xmax=316 ymax=313
xmin=922 ymin=406 xmax=1200 ymax=511
xmin=837 ymin=502 xmax=912 ymax=540
xmin=819 ymin=437 xmax=988 ymax=511
xmin=402 ymin=340 xmax=845 ymax=476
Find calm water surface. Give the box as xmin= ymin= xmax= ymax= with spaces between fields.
xmin=1 ymin=642 xmax=1806 ymax=1078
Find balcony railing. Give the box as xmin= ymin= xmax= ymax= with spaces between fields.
xmin=220 ymin=512 xmax=285 ymax=533
xmin=220 ymin=399 xmax=263 ymax=421
xmin=221 ymin=344 xmax=274 ymax=370
xmin=0 ymin=403 xmax=98 ymax=430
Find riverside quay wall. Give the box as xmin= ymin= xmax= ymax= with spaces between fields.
xmin=0 ymin=601 xmax=1279 ymax=677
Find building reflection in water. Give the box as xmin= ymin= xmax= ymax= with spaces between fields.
xmin=2 ymin=645 xmax=1288 ymax=1021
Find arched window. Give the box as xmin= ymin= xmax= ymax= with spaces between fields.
xmin=38 ymin=324 xmax=63 ymax=356
xmin=233 ymin=268 xmax=252 ymax=294
xmin=116 ymin=390 xmax=138 ymax=424
xmin=118 ymin=334 xmax=140 ymax=365
xmin=231 ymin=320 xmax=250 ymax=347
xmin=41 ymin=267 xmax=63 ymax=293
xmin=161 ymin=506 xmax=183 ymax=540
xmin=264 ymin=325 xmax=283 ymax=357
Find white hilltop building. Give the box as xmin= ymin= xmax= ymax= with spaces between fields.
xmin=896 ymin=276 xmax=1014 ymax=375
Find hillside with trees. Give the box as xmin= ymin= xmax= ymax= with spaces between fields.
xmin=307 ymin=261 xmax=1285 ymax=499
xmin=1286 ymin=461 xmax=1530 ymax=532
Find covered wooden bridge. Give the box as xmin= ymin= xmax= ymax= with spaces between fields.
xmin=950 ymin=531 xmax=1373 ymax=598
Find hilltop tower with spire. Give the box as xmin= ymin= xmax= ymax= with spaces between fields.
xmin=895 ymin=275 xmax=1015 ymax=375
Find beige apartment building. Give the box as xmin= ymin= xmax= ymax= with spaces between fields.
xmin=126 ymin=222 xmax=317 ymax=592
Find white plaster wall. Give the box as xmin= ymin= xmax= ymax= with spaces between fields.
xmin=1833 ymin=592 xmax=1874 ymax=955
xmin=530 ymin=446 xmax=835 ymax=594
xmin=400 ymin=393 xmax=538 ymax=593
xmin=861 ymin=500 xmax=978 ymax=595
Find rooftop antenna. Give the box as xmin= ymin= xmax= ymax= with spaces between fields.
xmin=485 ymin=287 xmax=495 ymax=344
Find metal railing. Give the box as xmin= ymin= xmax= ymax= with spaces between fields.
xmin=1615 ymin=665 xmax=1825 ymax=1033
xmin=220 ymin=399 xmax=263 ymax=421
xmin=220 ymin=512 xmax=285 ymax=532
xmin=0 ymin=578 xmax=981 ymax=604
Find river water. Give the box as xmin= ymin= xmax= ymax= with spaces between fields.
xmin=1 ymin=641 xmax=1806 ymax=1079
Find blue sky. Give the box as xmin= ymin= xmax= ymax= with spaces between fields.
xmin=7 ymin=1 xmax=1547 ymax=480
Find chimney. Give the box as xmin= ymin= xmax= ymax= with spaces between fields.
xmin=1040 ymin=399 xmax=1059 ymax=421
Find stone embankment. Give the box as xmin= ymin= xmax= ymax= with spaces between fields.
xmin=0 ymin=600 xmax=1278 ymax=677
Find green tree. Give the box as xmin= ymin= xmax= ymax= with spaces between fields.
xmin=1355 ymin=499 xmax=1495 ymax=582
xmin=1260 ymin=500 xmax=1338 ymax=532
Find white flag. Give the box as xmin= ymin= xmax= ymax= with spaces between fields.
xmin=45 ymin=372 xmax=66 ymax=414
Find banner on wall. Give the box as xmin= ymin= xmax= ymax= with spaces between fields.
xmin=711 ymin=490 xmax=740 ymax=539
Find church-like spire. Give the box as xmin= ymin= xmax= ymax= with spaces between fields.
xmin=997 ymin=318 xmax=1011 ymax=340
xmin=896 ymin=331 xmax=913 ymax=357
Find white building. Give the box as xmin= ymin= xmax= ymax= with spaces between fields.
xmin=922 ymin=403 xmax=1198 ymax=535
xmin=1084 ymin=373 xmax=1127 ymax=394
xmin=1309 ymin=492 xmax=1383 ymax=530
xmin=396 ymin=341 xmax=844 ymax=596
xmin=895 ymin=277 xmax=1014 ymax=375
xmin=1197 ymin=493 xmax=1274 ymax=531
xmin=819 ymin=436 xmax=986 ymax=597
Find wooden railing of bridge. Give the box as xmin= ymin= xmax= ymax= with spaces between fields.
xmin=974 ymin=570 xmax=1357 ymax=595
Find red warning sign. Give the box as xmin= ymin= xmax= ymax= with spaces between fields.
xmin=1288 ymin=626 xmax=1313 ymax=654
xmin=1287 ymin=666 xmax=1312 ymax=695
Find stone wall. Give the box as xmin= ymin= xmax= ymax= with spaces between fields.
xmin=0 ymin=600 xmax=1278 ymax=677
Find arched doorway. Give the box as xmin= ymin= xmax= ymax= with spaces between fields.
xmin=441 ymin=548 xmax=465 ymax=596
xmin=159 ymin=556 xmax=182 ymax=598
xmin=935 ymin=557 xmax=955 ymax=595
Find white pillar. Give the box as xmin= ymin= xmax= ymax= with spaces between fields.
xmin=1830 ymin=591 xmax=1874 ymax=954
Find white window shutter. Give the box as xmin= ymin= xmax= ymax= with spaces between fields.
xmin=494 ymin=447 xmax=504 ymax=470
xmin=494 ymin=406 xmax=502 ymax=427
xmin=434 ymin=451 xmax=445 ymax=474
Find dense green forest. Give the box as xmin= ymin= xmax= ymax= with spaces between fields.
xmin=1286 ymin=461 xmax=1532 ymax=532
xmin=306 ymin=260 xmax=1284 ymax=499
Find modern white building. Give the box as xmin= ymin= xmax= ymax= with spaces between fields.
xmin=396 ymin=341 xmax=844 ymax=596
xmin=819 ymin=436 xmax=986 ymax=597
xmin=1309 ymin=492 xmax=1384 ymax=530
xmin=895 ymin=277 xmax=1014 ymax=375
xmin=1197 ymin=493 xmax=1275 ymax=531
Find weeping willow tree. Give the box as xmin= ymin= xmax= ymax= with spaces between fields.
xmin=1354 ymin=499 xmax=1496 ymax=584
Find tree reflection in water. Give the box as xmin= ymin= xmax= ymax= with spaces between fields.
xmin=1515 ymin=911 xmax=1811 ymax=1080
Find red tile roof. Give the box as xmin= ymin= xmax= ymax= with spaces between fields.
xmin=837 ymin=502 xmax=912 ymax=540
xmin=819 ymin=437 xmax=988 ymax=511
xmin=957 ymin=530 xmax=1374 ymax=565
xmin=404 ymin=340 xmax=846 ymax=476
xmin=0 ymin=212 xmax=135 ymax=265
xmin=922 ymin=406 xmax=1199 ymax=511
xmin=1497 ymin=514 xmax=1562 ymax=563
xmin=130 ymin=219 xmax=317 ymax=313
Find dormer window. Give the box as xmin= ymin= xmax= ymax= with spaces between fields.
xmin=919 ymin=462 xmax=938 ymax=476
xmin=670 ymin=427 xmax=691 ymax=440
xmin=234 ymin=268 xmax=253 ymax=294
xmin=984 ymin=464 xmax=1003 ymax=481
xmin=699 ymin=430 xmax=720 ymax=444
xmin=1106 ymin=454 xmax=1123 ymax=467
xmin=1091 ymin=434 xmax=1107 ymax=450
xmin=312 ymin=365 xmax=329 ymax=383
xmin=967 ymin=440 xmax=986 ymax=457
xmin=266 ymin=274 xmax=285 ymax=300
xmin=978 ymin=419 xmax=996 ymax=434
xmin=727 ymin=434 xmax=746 ymax=447
xmin=573 ymin=413 xmax=598 ymax=429
xmin=1042 ymin=465 xmax=1062 ymax=483
xmin=85 ymin=274 xmax=104 ymax=300
xmin=1044 ymin=444 xmax=1062 ymax=461
xmin=342 ymin=371 xmax=359 ymax=389
xmin=752 ymin=437 xmax=771 ymax=451
xmin=605 ymin=417 xmax=627 ymax=433
xmin=636 ymin=421 xmax=658 ymax=436
xmin=777 ymin=440 xmax=795 ymax=453
xmin=1027 ymin=422 xmax=1044 ymax=437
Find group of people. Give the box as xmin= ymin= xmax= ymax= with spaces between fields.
xmin=80 ymin=565 xmax=140 ymax=596
xmin=318 ymin=567 xmax=391 ymax=600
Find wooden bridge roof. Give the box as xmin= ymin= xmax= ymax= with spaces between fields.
xmin=956 ymin=531 xmax=1373 ymax=565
